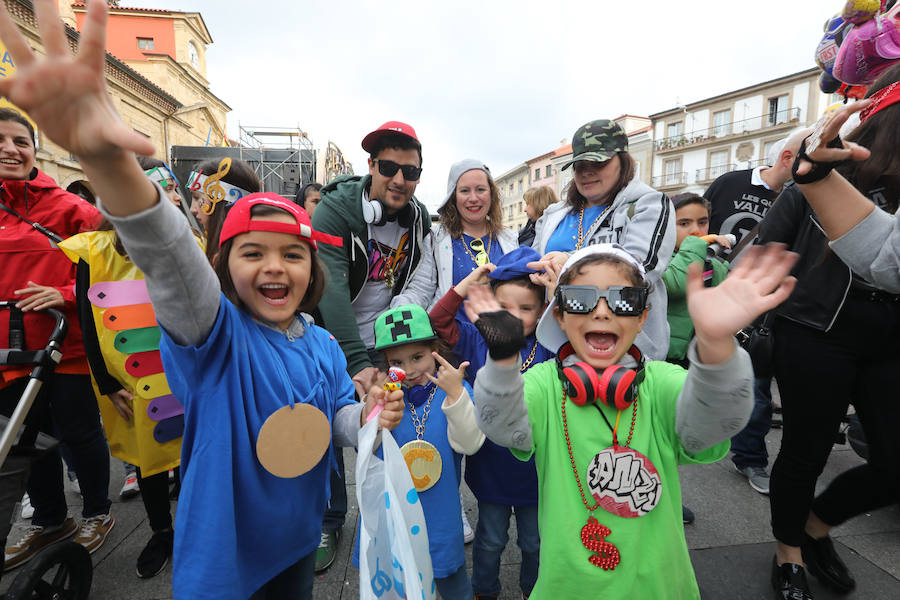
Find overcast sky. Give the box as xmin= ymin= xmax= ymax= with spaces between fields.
xmin=125 ymin=0 xmax=828 ymax=210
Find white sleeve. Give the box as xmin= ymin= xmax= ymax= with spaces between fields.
xmin=392 ymin=230 xmax=438 ymax=308
xmin=442 ymin=389 xmax=486 ymax=455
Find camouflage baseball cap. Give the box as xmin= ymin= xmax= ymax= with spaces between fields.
xmin=561 ymin=119 xmax=628 ymax=171
xmin=374 ymin=304 xmax=438 ymax=351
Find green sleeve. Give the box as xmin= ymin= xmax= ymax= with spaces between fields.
xmin=712 ymin=257 xmax=730 ymax=286
xmin=661 ymin=236 xmax=709 ymax=301
xmin=311 ymin=199 xmax=371 ymax=377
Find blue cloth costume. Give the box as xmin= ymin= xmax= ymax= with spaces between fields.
xmin=451 ymin=233 xmax=504 ymax=322
xmin=353 ymin=381 xmax=471 ymax=578
xmin=160 ymin=297 xmax=356 ymax=600
xmin=544 ymin=204 xmax=605 ymax=253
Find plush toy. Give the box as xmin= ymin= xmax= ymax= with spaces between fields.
xmin=834 ymin=2 xmax=900 ymax=85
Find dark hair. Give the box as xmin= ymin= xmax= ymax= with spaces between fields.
xmin=136 ymin=156 xmax=166 ymax=171
xmin=295 ymin=182 xmax=322 ymax=208
xmin=671 ymin=192 xmax=711 ymax=213
xmin=555 ymin=254 xmax=651 ymax=314
xmin=439 ymin=170 xmax=503 ymax=238
xmin=565 ymin=153 xmax=635 ymax=211
xmin=489 ymin=275 xmax=545 ymax=305
xmin=213 ymin=204 xmax=327 ymax=316
xmin=368 ymin=132 xmax=423 ymax=167
xmin=195 ymin=158 xmax=261 ymax=263
xmin=836 ymin=63 xmax=900 ymax=212
xmin=0 ymin=108 xmax=35 ymax=146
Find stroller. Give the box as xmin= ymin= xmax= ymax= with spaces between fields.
xmin=0 ymin=302 xmax=92 ymax=599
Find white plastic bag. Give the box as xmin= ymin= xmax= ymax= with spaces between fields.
xmin=357 ymin=419 xmax=436 ymax=600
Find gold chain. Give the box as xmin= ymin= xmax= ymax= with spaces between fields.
xmin=407 ymin=385 xmax=437 ymax=440
xmin=520 ymin=340 xmax=538 ymax=372
xmin=576 ymin=206 xmax=612 ymax=250
xmin=461 ymin=234 xmax=493 ymax=267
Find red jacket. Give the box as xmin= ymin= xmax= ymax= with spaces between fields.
xmin=0 ymin=170 xmax=101 ymax=377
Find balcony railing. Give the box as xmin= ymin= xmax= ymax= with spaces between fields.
xmin=652 ymin=172 xmax=688 ymax=188
xmin=655 ymin=107 xmax=801 ymax=152
xmin=696 ymin=164 xmax=737 ymax=182
xmin=748 ymin=158 xmax=769 ymax=168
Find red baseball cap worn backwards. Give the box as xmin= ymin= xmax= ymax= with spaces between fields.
xmin=361 ymin=121 xmax=420 ymax=153
xmin=218 ymin=192 xmax=343 ymax=250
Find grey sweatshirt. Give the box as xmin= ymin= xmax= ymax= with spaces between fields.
xmin=473 ymin=339 xmax=753 ymax=456
xmin=99 ymin=185 xmax=363 ymax=446
xmin=830 ymin=207 xmax=900 ymax=294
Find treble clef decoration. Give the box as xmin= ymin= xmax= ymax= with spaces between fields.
xmin=201 ymin=157 xmax=231 ymax=214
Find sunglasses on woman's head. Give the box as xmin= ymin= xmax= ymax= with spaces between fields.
xmin=556 ymin=285 xmax=647 ymax=317
xmin=374 ymin=159 xmax=422 ymax=182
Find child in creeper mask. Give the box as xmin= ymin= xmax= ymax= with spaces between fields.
xmin=428 ymin=246 xmax=554 ymax=599
xmin=353 ymin=304 xmax=485 ymax=600
xmin=469 ymin=243 xmax=797 ymax=598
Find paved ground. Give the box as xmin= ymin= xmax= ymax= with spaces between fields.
xmin=1 ymin=412 xmax=898 ymax=599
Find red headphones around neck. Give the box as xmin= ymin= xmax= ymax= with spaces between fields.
xmin=556 ymin=343 xmax=645 ymax=410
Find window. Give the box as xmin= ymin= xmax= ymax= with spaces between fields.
xmin=509 ymin=183 xmax=514 ymax=196
xmin=709 ymin=149 xmax=730 ymax=179
xmin=518 ymin=201 xmax=523 ymax=213
xmin=767 ymin=95 xmax=789 ymax=126
xmin=137 ymin=37 xmax=154 ymax=50
xmin=518 ymin=179 xmax=523 ymax=193
xmin=763 ymin=140 xmax=780 ymax=165
xmin=188 ymin=42 xmax=200 ymax=69
xmin=663 ymin=158 xmax=682 ymax=185
xmin=712 ymin=109 xmax=731 ymax=137
xmin=545 ymin=165 xmax=552 ymax=178
xmin=666 ymin=121 xmax=683 ymax=139
xmin=534 ymin=168 xmax=540 ymax=181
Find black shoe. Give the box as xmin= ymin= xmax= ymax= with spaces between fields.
xmin=801 ymin=533 xmax=856 ymax=593
xmin=682 ymin=505 xmax=695 ymax=525
xmin=136 ymin=529 xmax=173 ymax=579
xmin=771 ymin=557 xmax=814 ymax=600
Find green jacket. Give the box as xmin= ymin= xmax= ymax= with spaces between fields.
xmin=311 ymin=174 xmax=432 ymax=376
xmin=662 ymin=235 xmax=729 ymax=361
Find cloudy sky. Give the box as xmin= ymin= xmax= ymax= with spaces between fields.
xmin=126 ymin=0 xmax=829 ymax=209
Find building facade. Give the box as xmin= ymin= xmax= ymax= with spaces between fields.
xmin=497 ymin=162 xmax=529 ymax=231
xmin=648 ymin=68 xmax=823 ymax=195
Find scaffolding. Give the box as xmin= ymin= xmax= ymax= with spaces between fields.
xmin=237 ymin=124 xmax=316 ymax=196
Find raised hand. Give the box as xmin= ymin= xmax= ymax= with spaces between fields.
xmin=527 ymin=258 xmax=559 ymax=300
xmin=796 ymin=101 xmax=871 ymax=177
xmin=463 ymin=282 xmax=502 ymax=323
xmin=455 ymin=263 xmax=495 ymax=299
xmin=14 ymin=281 xmax=64 ymax=311
xmin=427 ymin=352 xmax=469 ymax=404
xmin=687 ymin=244 xmax=797 ymax=364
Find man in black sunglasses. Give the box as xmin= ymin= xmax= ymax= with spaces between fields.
xmin=310 ymin=121 xmax=432 ymax=572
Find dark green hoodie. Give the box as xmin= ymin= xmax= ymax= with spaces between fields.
xmin=311 ymin=174 xmax=431 ymax=376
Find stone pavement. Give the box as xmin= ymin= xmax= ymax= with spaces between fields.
xmin=1 ymin=423 xmax=897 ymax=599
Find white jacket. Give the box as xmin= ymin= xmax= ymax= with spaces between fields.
xmin=532 ymin=179 xmax=676 ymax=360
xmin=392 ymin=224 xmax=519 ymax=311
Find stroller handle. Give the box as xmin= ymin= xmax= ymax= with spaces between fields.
xmin=0 ymin=301 xmax=68 ymax=349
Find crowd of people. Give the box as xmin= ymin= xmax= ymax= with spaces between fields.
xmin=0 ymin=2 xmax=898 ymax=600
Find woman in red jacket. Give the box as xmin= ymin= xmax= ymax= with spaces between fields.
xmin=0 ymin=107 xmax=114 ymax=572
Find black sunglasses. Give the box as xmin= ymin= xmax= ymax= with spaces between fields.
xmin=374 ymin=159 xmax=422 ymax=182
xmin=556 ymin=285 xmax=647 ymax=317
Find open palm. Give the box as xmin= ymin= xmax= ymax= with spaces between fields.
xmin=0 ymin=0 xmax=155 ymax=160
xmin=687 ymin=244 xmax=798 ymax=341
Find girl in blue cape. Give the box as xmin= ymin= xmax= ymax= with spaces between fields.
xmin=0 ymin=4 xmax=404 ymax=598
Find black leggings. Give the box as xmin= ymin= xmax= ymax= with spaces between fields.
xmin=770 ymin=297 xmax=900 ymax=547
xmin=135 ymin=466 xmax=177 ymax=532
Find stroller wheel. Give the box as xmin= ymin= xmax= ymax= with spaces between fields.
xmin=5 ymin=541 xmax=91 ymax=600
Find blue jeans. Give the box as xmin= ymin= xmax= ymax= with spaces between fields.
xmin=436 ymin=564 xmax=471 ymax=600
xmin=731 ymin=376 xmax=773 ymax=469
xmin=249 ymin=549 xmax=315 ymax=599
xmin=471 ymin=502 xmax=540 ymax=597
xmin=322 ymin=448 xmax=347 ymax=533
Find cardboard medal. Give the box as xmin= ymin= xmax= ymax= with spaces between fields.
xmin=256 ymin=404 xmax=331 ymax=478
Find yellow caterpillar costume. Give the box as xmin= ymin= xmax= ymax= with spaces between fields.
xmin=60 ymin=230 xmax=190 ymax=477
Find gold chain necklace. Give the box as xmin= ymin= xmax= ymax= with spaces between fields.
xmin=576 ymin=206 xmax=612 ymax=250
xmin=520 ymin=339 xmax=538 ymax=372
xmin=407 ymin=384 xmax=437 ymax=440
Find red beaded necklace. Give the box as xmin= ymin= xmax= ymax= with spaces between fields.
xmin=561 ymin=390 xmax=638 ymax=570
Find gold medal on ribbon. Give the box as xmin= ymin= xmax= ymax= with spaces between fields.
xmin=400 ymin=439 xmax=442 ymax=492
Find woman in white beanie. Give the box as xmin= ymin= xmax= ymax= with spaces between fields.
xmin=393 ymin=159 xmax=517 ymax=319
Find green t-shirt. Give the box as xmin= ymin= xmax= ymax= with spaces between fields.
xmin=512 ymin=360 xmax=728 ymax=599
